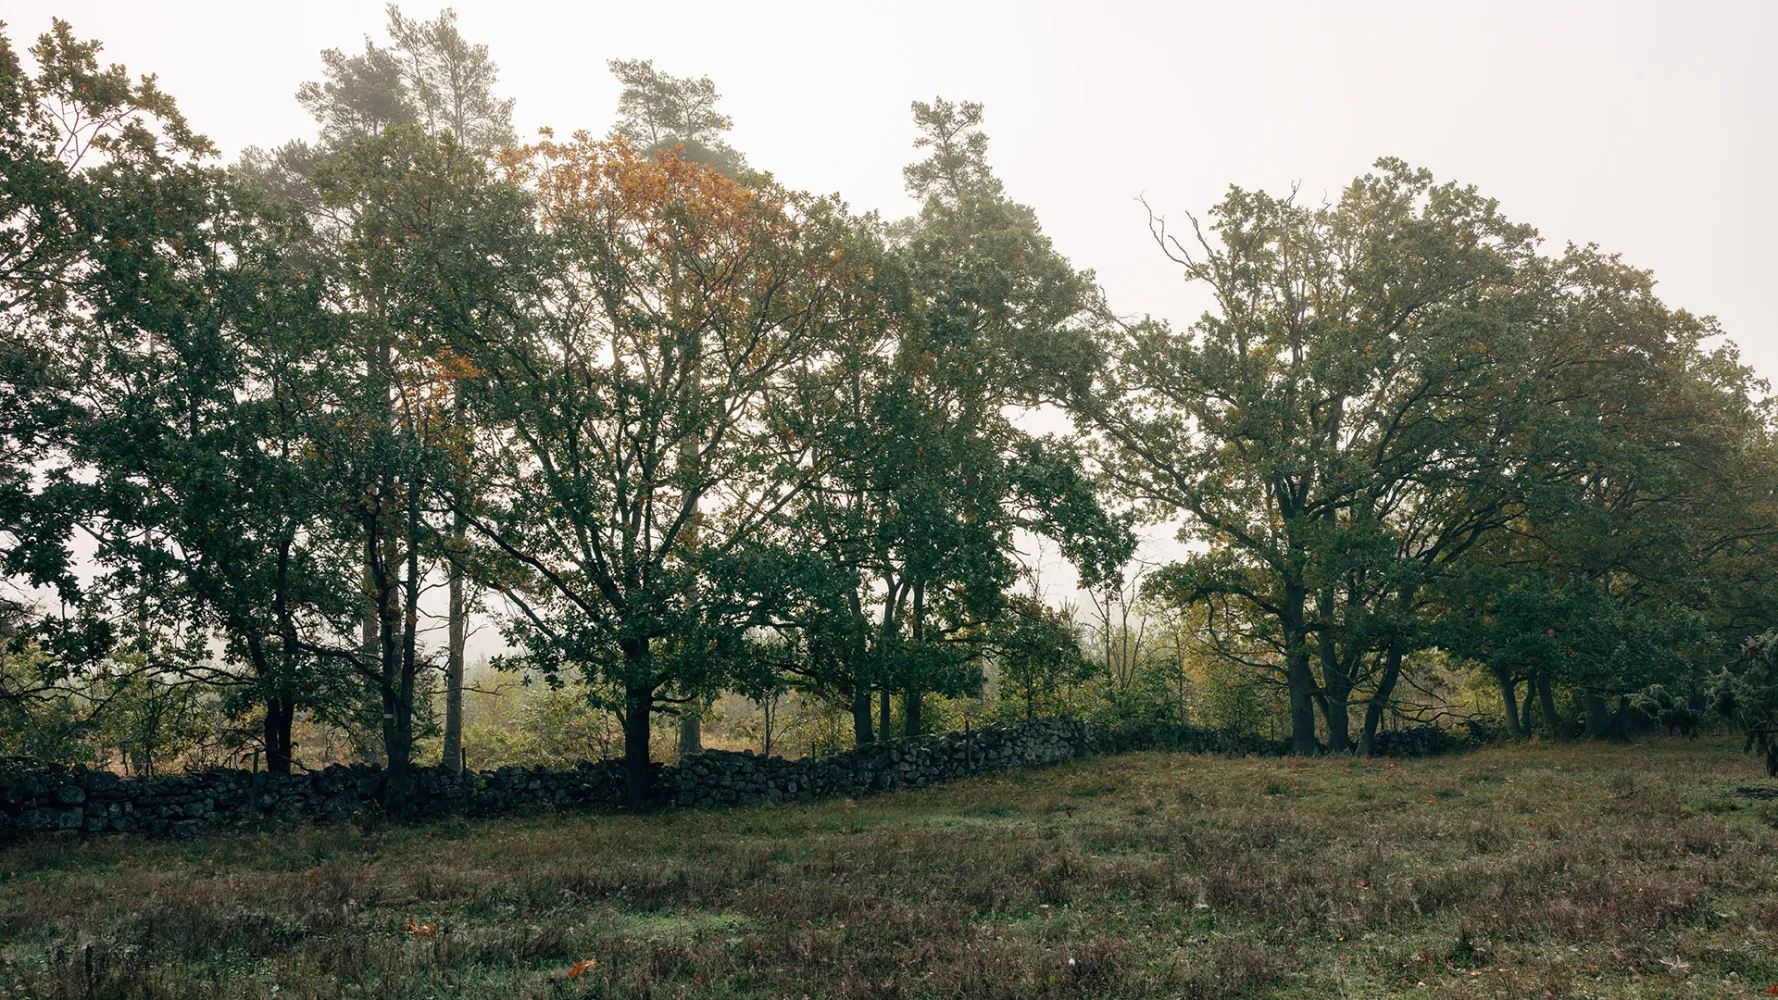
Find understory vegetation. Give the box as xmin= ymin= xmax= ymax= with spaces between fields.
xmin=4 ymin=739 xmax=1776 ymax=999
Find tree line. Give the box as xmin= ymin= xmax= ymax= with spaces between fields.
xmin=3 ymin=10 xmax=1775 ymax=807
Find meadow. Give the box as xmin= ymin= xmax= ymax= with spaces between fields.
xmin=2 ymin=739 xmax=1775 ymax=999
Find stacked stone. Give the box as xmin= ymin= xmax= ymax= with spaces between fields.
xmin=671 ymin=718 xmax=1093 ymax=808
xmin=3 ymin=716 xmax=1476 ymax=842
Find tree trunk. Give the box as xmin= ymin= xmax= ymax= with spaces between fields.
xmin=1358 ymin=646 xmax=1405 ymax=758
xmin=1522 ymin=672 xmax=1543 ymax=735
xmin=1315 ymin=589 xmax=1352 ymax=752
xmin=622 ymin=675 xmax=654 ymax=810
xmin=245 ymin=632 xmax=297 ymax=775
xmin=847 ymin=587 xmax=874 ymax=745
xmin=851 ymin=680 xmax=874 ymax=745
xmin=1614 ymin=695 xmax=1633 ymax=740
xmin=1583 ymin=689 xmax=1613 ymax=740
xmin=679 ymin=712 xmax=703 ymax=756
xmin=1493 ymin=665 xmax=1523 ymax=738
xmin=878 ymin=686 xmax=891 ymax=742
xmin=263 ymin=688 xmax=296 ymax=774
xmin=442 ymin=547 xmax=466 ymax=773
xmin=1282 ymin=582 xmax=1319 ymax=754
xmin=361 ymin=565 xmax=380 ymax=674
xmin=1323 ymin=685 xmax=1351 ymax=753
xmin=905 ymin=578 xmax=925 ymax=738
xmin=371 ymin=524 xmax=400 ymax=784
xmin=1535 ymin=671 xmax=1562 ymax=739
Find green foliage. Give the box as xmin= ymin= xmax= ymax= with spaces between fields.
xmin=1631 ymin=684 xmax=1702 ymax=738
xmin=0 ymin=647 xmax=87 ymax=763
xmin=1 ymin=12 xmax=1773 ymax=786
xmin=1711 ymin=631 xmax=1778 ymax=775
xmin=606 ymin=58 xmax=745 ymax=176
xmin=451 ymin=684 xmax=620 ymax=770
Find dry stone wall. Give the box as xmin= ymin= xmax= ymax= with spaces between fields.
xmin=0 ymin=717 xmax=1472 ymax=841
xmin=0 ymin=717 xmax=1093 ymax=841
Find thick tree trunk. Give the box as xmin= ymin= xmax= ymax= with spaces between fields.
xmin=263 ymin=688 xmax=296 ymax=774
xmin=1522 ymin=673 xmax=1543 ymax=735
xmin=1323 ymin=685 xmax=1351 ymax=753
xmin=878 ymin=686 xmax=891 ymax=742
xmin=1614 ymin=695 xmax=1634 ymax=740
xmin=1358 ymin=646 xmax=1405 ymax=758
xmin=1493 ymin=666 xmax=1523 ymax=738
xmin=1582 ymin=691 xmax=1632 ymax=741
xmin=622 ymin=676 xmax=654 ymax=810
xmin=904 ymin=687 xmax=923 ymax=738
xmin=1316 ymin=589 xmax=1352 ymax=752
xmin=1535 ymin=671 xmax=1562 ymax=739
xmin=246 ymin=633 xmax=298 ymax=775
xmin=679 ymin=712 xmax=702 ymax=756
xmin=1282 ymin=582 xmax=1319 ymax=755
xmin=851 ymin=680 xmax=874 ymax=745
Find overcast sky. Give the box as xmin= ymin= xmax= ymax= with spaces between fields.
xmin=10 ymin=0 xmax=1773 ymax=384
xmin=8 ymin=0 xmax=1773 ymax=636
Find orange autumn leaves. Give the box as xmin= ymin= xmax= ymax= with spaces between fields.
xmin=498 ymin=132 xmax=850 ymax=361
xmin=502 ymin=131 xmax=770 ymax=250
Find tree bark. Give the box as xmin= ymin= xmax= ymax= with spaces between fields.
xmin=1582 ymin=691 xmax=1631 ymax=741
xmin=679 ymin=712 xmax=703 ymax=756
xmin=622 ymin=671 xmax=654 ymax=810
xmin=878 ymin=686 xmax=891 ymax=742
xmin=442 ymin=546 xmax=466 ymax=773
xmin=1282 ymin=581 xmax=1319 ymax=754
xmin=263 ymin=688 xmax=296 ymax=774
xmin=388 ymin=481 xmax=424 ymax=806
xmin=905 ymin=578 xmax=925 ymax=738
xmin=851 ymin=679 xmax=874 ymax=745
xmin=1493 ymin=665 xmax=1523 ymax=738
xmin=1358 ymin=646 xmax=1405 ymax=758
xmin=1315 ymin=588 xmax=1352 ymax=752
xmin=1535 ymin=670 xmax=1562 ymax=739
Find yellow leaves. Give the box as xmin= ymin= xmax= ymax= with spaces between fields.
xmin=403 ymin=917 xmax=437 ymax=936
xmin=507 ymin=133 xmax=773 ymax=249
xmin=566 ymin=958 xmax=597 ymax=979
xmin=432 ymin=345 xmax=485 ymax=383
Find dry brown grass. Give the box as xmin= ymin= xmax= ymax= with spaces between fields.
xmin=2 ymin=738 xmax=1775 ymax=998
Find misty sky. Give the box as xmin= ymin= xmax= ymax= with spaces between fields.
xmin=9 ymin=0 xmax=1772 ymax=384
xmin=7 ymin=0 xmax=1772 ymax=643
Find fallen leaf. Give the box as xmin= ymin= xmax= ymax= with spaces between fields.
xmin=567 ymin=958 xmax=597 ymax=980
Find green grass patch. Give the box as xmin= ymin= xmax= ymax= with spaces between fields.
xmin=3 ymin=739 xmax=1776 ymax=997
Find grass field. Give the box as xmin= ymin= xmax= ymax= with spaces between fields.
xmin=3 ymin=739 xmax=1776 ymax=999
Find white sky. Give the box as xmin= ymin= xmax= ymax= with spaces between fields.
xmin=9 ymin=0 xmax=1773 ymax=384
xmin=8 ymin=0 xmax=1773 ymax=650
